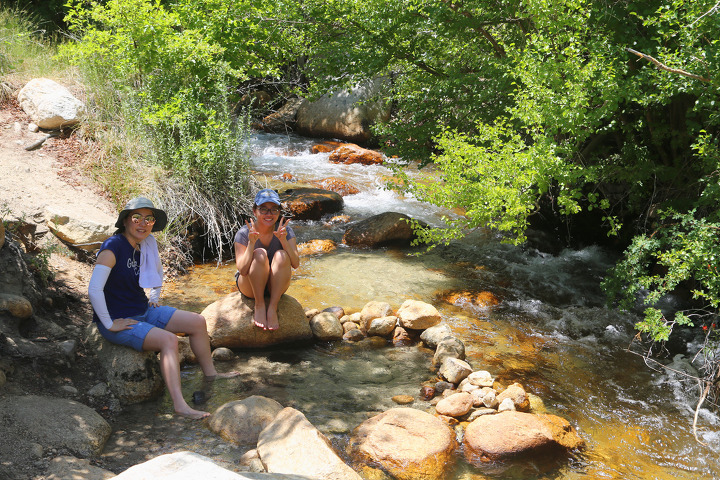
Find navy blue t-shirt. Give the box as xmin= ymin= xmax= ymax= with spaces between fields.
xmin=93 ymin=234 xmax=148 ymax=323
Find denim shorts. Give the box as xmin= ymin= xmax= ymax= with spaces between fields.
xmin=96 ymin=305 xmax=177 ymax=351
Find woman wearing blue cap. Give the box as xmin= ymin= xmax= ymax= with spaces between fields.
xmin=234 ymin=188 xmax=300 ymax=330
xmin=88 ymin=197 xmax=238 ymax=420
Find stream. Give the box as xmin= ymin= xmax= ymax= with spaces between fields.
xmin=101 ymin=131 xmax=720 ymax=479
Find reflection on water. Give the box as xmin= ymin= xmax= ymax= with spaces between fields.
xmin=103 ymin=131 xmax=720 ymax=479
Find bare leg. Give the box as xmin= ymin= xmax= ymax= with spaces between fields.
xmin=246 ymin=249 xmax=270 ymax=329
xmin=266 ymin=251 xmax=292 ymax=331
xmin=164 ymin=309 xmax=238 ymax=378
xmin=143 ymin=327 xmax=209 ymax=419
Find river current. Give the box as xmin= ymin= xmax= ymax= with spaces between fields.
xmin=103 ymin=132 xmax=720 ymax=479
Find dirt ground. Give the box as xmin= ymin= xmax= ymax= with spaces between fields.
xmin=0 ymin=98 xmax=124 ymax=478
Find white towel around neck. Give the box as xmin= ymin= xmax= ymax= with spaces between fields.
xmin=139 ymin=234 xmax=163 ymax=288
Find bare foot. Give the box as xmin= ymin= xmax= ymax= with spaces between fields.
xmin=175 ymin=407 xmax=210 ymax=420
xmin=253 ymin=306 xmax=267 ymax=329
xmin=266 ymin=307 xmax=279 ymax=331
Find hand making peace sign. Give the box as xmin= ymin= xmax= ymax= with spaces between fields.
xmin=274 ymin=217 xmax=290 ymax=241
xmin=245 ymin=219 xmax=260 ymax=243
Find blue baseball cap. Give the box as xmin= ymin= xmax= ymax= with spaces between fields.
xmin=254 ymin=188 xmax=281 ymax=206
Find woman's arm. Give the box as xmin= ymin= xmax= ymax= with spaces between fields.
xmin=88 ymin=249 xmax=137 ymax=332
xmin=274 ymin=218 xmax=300 ymax=269
xmin=235 ymin=222 xmax=258 ymax=276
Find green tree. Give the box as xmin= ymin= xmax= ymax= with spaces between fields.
xmin=290 ymin=0 xmax=720 ymax=407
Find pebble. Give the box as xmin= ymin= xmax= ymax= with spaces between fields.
xmin=391 ymin=394 xmax=414 ymax=405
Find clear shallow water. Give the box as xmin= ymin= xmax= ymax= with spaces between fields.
xmin=103 ymin=132 xmax=720 ymax=479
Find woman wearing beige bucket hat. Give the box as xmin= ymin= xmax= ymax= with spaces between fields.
xmin=88 ymin=197 xmax=238 ymax=419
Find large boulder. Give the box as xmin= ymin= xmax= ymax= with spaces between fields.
xmin=295 ymin=77 xmax=390 ymax=144
xmin=17 ymin=78 xmax=86 ymax=129
xmin=257 ymin=407 xmax=363 ymax=480
xmin=86 ymin=324 xmax=164 ymax=404
xmin=343 ymin=212 xmax=419 ymax=248
xmin=347 ymin=407 xmax=457 ymax=480
xmin=208 ymin=395 xmax=284 ymax=445
xmin=201 ymin=292 xmax=312 ymax=349
xmin=279 ymin=187 xmax=344 ymax=221
xmin=0 ymin=395 xmax=111 ymax=458
xmin=261 ymin=97 xmax=304 ymax=133
xmin=328 ymin=144 xmax=384 ymax=166
xmin=46 ymin=206 xmax=115 ymax=251
xmin=463 ymin=411 xmax=584 ymax=464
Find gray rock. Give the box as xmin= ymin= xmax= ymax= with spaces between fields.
xmin=310 ymin=311 xmax=344 ymax=341
xmin=439 ymin=357 xmax=473 ymax=385
xmin=0 ymin=395 xmax=110 ymax=458
xmin=343 ymin=212 xmax=420 ymax=248
xmin=45 ymin=456 xmax=116 ymax=480
xmin=296 ymin=77 xmax=390 ymax=144
xmin=258 ymin=407 xmax=363 ymax=479
xmin=87 ymin=382 xmax=109 ymax=397
xmin=366 ymin=315 xmax=397 ymax=337
xmin=209 ymin=396 xmax=283 ymax=445
xmin=420 ymin=323 xmax=453 ymax=349
xmin=17 ymin=78 xmax=86 ymax=129
xmin=46 ymin=206 xmax=114 ymax=251
xmin=432 ymin=336 xmax=466 ymax=367
xmin=211 ymin=347 xmax=236 ymax=361
xmin=86 ymin=324 xmax=164 ymax=404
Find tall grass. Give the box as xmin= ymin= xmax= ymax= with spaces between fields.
xmin=2 ymin=5 xmax=256 ymax=266
xmin=0 ymin=7 xmax=74 ymax=87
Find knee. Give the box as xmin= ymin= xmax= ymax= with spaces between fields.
xmin=158 ymin=331 xmax=179 ymax=353
xmin=188 ymin=313 xmax=208 ymax=334
xmin=273 ymin=250 xmax=290 ymax=267
xmin=253 ymin=248 xmax=269 ymax=263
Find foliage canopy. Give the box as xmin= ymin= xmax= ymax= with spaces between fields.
xmin=45 ymin=0 xmax=720 ymax=397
